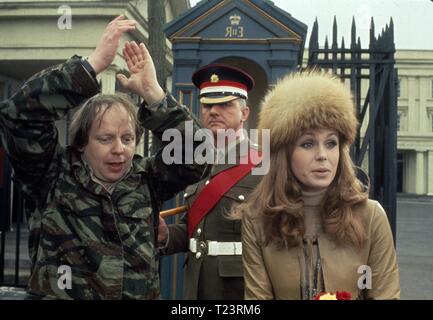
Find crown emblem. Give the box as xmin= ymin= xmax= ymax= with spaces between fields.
xmin=229 ymin=14 xmax=241 ymax=26
xmin=210 ymin=74 xmax=219 ymax=83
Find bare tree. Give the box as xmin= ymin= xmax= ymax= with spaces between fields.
xmin=147 ymin=0 xmax=168 ymax=153
xmin=148 ymin=0 xmax=168 ymax=89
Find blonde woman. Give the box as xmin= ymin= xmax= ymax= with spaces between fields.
xmin=238 ymin=71 xmax=400 ymax=300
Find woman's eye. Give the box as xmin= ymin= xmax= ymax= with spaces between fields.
xmin=301 ymin=142 xmax=313 ymax=149
xmin=326 ymin=140 xmax=338 ymax=148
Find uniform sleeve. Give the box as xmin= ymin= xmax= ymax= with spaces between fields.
xmin=0 ymin=56 xmax=99 ymax=196
xmin=242 ymin=212 xmax=274 ymax=299
xmin=366 ymin=201 xmax=400 ymax=299
xmin=164 ymin=220 xmax=189 ymax=254
xmin=139 ymin=93 xmax=211 ymax=203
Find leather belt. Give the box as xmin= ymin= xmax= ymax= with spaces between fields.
xmin=189 ymin=239 xmax=242 ymax=256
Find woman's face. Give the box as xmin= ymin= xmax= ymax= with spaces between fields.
xmin=291 ymin=128 xmax=340 ymax=192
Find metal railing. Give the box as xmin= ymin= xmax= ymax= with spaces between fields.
xmin=0 ymin=154 xmax=30 ymax=288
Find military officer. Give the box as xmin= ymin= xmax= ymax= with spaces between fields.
xmin=159 ymin=64 xmax=263 ymax=299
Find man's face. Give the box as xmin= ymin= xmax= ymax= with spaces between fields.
xmin=82 ymin=104 xmax=136 ymax=186
xmin=200 ymin=99 xmax=249 ymax=136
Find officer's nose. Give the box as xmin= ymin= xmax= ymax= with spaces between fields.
xmin=208 ymin=104 xmax=220 ymax=115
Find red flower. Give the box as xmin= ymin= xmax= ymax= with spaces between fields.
xmin=313 ymin=291 xmax=352 ymax=300
xmin=336 ymin=291 xmax=352 ymax=300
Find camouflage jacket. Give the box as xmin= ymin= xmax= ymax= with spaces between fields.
xmin=0 ymin=56 xmax=208 ymax=299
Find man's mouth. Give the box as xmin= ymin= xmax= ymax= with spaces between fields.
xmin=107 ymin=162 xmax=124 ymax=171
xmin=209 ymin=121 xmax=222 ymax=124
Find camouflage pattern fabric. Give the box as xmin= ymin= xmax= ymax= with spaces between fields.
xmin=0 ymin=56 xmax=208 ymax=299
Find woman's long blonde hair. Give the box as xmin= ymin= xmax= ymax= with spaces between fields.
xmin=236 ymin=139 xmax=368 ymax=249
xmin=235 ymin=71 xmax=370 ymax=249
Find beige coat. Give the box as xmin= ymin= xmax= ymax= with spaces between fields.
xmin=242 ymin=199 xmax=400 ymax=299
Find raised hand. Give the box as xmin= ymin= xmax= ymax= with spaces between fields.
xmin=117 ymin=41 xmax=165 ymax=104
xmin=88 ymin=15 xmax=136 ymax=74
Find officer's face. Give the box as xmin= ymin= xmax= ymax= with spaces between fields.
xmin=200 ymin=99 xmax=249 ymax=138
xmin=82 ymin=104 xmax=136 ymax=187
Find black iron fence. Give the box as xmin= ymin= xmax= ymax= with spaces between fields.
xmin=0 ymin=150 xmax=30 ymax=288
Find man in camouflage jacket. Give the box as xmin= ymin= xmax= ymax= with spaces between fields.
xmin=0 ymin=16 xmax=208 ymax=299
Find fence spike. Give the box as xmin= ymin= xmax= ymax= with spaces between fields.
xmin=389 ymin=17 xmax=395 ymax=49
xmin=351 ymin=16 xmax=356 ymax=49
xmin=332 ymin=16 xmax=338 ymax=48
xmin=309 ymin=18 xmax=319 ymax=50
xmin=370 ymin=17 xmax=375 ymax=49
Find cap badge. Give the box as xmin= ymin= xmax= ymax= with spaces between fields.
xmin=210 ymin=74 xmax=219 ymax=83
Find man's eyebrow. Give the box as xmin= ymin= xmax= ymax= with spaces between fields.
xmin=95 ymin=133 xmax=114 ymax=137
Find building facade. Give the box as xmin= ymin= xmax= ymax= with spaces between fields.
xmin=395 ymin=50 xmax=433 ymax=195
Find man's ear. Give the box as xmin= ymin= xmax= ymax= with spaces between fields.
xmin=241 ymin=106 xmax=250 ymax=122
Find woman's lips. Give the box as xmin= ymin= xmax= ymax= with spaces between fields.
xmin=312 ymin=169 xmax=330 ymax=177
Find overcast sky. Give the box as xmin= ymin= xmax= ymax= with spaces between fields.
xmin=189 ymin=0 xmax=433 ymax=50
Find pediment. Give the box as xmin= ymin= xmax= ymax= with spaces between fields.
xmin=166 ymin=0 xmax=306 ymax=42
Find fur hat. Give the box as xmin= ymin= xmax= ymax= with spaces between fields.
xmin=258 ymin=71 xmax=358 ymax=151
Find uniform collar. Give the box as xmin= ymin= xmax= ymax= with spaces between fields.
xmin=211 ymin=137 xmax=253 ymax=176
